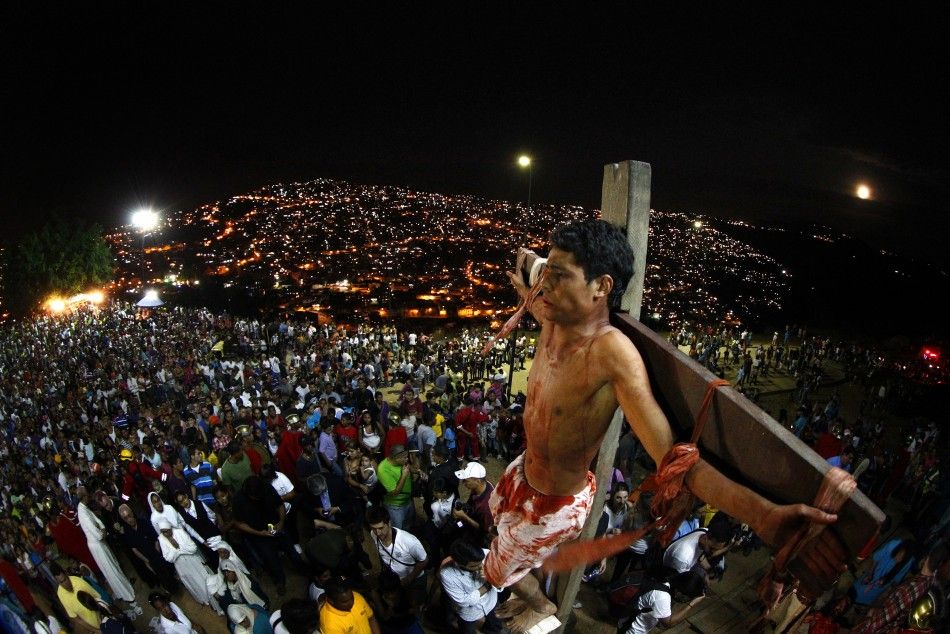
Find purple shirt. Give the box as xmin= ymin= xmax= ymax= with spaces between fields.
xmin=318 ymin=431 xmax=337 ymax=462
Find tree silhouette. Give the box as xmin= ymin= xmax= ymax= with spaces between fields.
xmin=2 ymin=218 xmax=113 ymax=315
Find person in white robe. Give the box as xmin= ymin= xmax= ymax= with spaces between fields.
xmin=156 ymin=518 xmax=221 ymax=614
xmin=75 ymin=487 xmax=138 ymax=607
xmin=148 ymin=592 xmax=201 ymax=634
xmin=149 ymin=491 xmax=184 ymax=534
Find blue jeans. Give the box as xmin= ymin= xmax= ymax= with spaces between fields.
xmin=385 ymin=502 xmax=415 ymax=530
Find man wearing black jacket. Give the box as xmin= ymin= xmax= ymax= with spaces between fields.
xmin=424 ymin=443 xmax=459 ymax=520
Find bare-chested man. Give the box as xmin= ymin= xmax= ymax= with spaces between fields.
xmin=485 ymin=220 xmax=843 ymax=630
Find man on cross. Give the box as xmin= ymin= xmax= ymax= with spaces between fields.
xmin=488 ymin=219 xmax=844 ymax=630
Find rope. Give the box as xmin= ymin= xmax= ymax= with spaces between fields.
xmin=480 ymin=267 xmax=549 ymax=356
xmin=542 ymin=378 xmax=729 ymax=573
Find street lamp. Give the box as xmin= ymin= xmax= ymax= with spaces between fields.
xmin=131 ymin=208 xmax=159 ymax=232
xmin=131 ymin=207 xmax=160 ymax=297
xmin=517 ymin=155 xmax=532 ymax=212
xmin=506 ymin=155 xmax=534 ymax=400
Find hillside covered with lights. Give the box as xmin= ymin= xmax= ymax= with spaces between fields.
xmin=100 ymin=179 xmax=945 ymax=334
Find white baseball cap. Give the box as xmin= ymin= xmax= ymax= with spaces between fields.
xmin=455 ymin=462 xmax=487 ymax=480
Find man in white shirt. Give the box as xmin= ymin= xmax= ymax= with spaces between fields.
xmin=367 ymin=506 xmax=429 ymax=613
xmin=440 ymin=539 xmax=505 ymax=633
xmin=662 ymin=512 xmax=733 ymax=580
xmin=621 ymin=573 xmax=705 ymax=634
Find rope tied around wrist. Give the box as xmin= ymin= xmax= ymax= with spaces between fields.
xmin=542 ymin=378 xmax=729 ymax=573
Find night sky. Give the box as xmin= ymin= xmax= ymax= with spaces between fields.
xmin=2 ymin=4 xmax=947 ymax=266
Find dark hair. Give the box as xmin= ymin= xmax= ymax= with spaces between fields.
xmin=148 ymin=590 xmax=170 ymax=607
xmin=550 ymin=219 xmax=635 ymax=306
xmin=671 ymin=568 xmax=706 ymax=598
xmin=366 ymin=505 xmax=391 ymax=526
xmin=49 ymin=561 xmax=65 ymax=578
xmin=324 ymin=577 xmax=351 ymax=603
xmin=226 ymin=439 xmax=241 ymax=455
xmin=431 ymin=477 xmax=450 ymax=494
xmin=76 ymin=590 xmax=104 ymax=613
xmin=449 ymin=539 xmax=486 ymax=566
xmin=611 ymin=482 xmax=631 ymax=495
xmin=707 ymin=512 xmax=735 ymax=544
xmin=242 ymin=475 xmax=264 ymax=499
xmin=280 ymin=598 xmax=321 ymax=634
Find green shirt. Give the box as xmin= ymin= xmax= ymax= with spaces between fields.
xmin=221 ymin=453 xmax=253 ymax=492
xmin=378 ymin=458 xmax=411 ymax=508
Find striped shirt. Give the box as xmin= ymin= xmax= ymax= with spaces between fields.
xmin=183 ymin=461 xmax=216 ymax=506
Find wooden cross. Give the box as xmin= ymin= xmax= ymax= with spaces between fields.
xmin=552 ymin=160 xmax=885 ymax=632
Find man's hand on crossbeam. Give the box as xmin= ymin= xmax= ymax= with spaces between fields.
xmin=758 ymin=502 xmax=848 ymax=595
xmin=606 ymin=329 xmax=850 ymax=594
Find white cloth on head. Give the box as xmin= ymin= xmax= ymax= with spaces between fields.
xmin=227 ymin=604 xmax=258 ymax=634
xmin=149 ymin=492 xmax=184 ymax=534
xmin=206 ymin=537 xmax=249 ymax=575
xmin=76 ymin=501 xmax=135 ymax=601
xmin=221 ymin=559 xmax=266 ymax=607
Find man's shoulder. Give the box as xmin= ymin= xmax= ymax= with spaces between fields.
xmin=590 ymin=324 xmax=637 ymax=354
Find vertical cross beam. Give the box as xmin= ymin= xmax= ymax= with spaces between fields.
xmin=554 ymin=160 xmax=651 ymax=632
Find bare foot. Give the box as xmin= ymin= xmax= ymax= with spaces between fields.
xmin=495 ymin=596 xmax=528 ymax=618
xmin=506 ymin=606 xmax=558 ymax=634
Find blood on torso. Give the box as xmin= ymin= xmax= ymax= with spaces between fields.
xmin=522 ymin=324 xmax=619 ymax=496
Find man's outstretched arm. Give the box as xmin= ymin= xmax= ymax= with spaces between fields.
xmin=600 ymin=330 xmax=842 ymax=577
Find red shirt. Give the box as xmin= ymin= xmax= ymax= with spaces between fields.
xmin=245 ymin=445 xmax=263 ymax=474
xmin=383 ymin=426 xmax=408 ymax=459
xmin=813 ymin=432 xmax=843 ymax=459
xmin=455 ymin=406 xmax=487 ymax=435
xmin=0 ymin=560 xmax=35 ymax=612
xmin=335 ymin=422 xmax=359 ymax=452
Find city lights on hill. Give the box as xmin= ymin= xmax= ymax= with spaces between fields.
xmin=104 ymin=179 xmax=791 ymax=327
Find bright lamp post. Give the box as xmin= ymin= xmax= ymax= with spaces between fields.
xmin=131 ymin=208 xmax=159 ymax=293
xmin=517 ymin=155 xmax=532 ymax=212
xmin=507 ymin=155 xmax=534 ymax=399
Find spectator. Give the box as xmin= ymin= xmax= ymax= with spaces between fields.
xmin=156 ymin=518 xmax=221 ymax=612
xmin=366 ymin=506 xmax=429 ymax=613
xmin=440 ymin=539 xmax=505 ymax=633
xmin=148 ymin=591 xmax=207 ymax=634
xmin=453 ymin=461 xmax=494 ymax=547
xmin=377 ymin=445 xmax=415 ymax=530
xmin=233 ymin=475 xmax=305 ymax=594
xmin=319 ymin=577 xmax=381 ymax=634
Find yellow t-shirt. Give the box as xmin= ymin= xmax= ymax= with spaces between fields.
xmin=319 ymin=591 xmax=374 ymax=634
xmin=57 ymin=576 xmax=102 ymax=628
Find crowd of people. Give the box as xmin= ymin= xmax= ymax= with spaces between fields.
xmin=0 ymin=302 xmax=539 ymax=633
xmin=0 ymin=300 xmax=946 ymax=634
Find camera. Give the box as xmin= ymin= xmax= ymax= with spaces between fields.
xmin=517 ymin=248 xmax=547 ymax=288
xmin=453 ymin=499 xmax=465 ymax=511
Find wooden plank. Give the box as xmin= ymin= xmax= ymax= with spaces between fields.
xmin=554 ymin=161 xmax=651 ymax=633
xmin=610 ymin=312 xmax=885 ymax=557
xmin=601 ymin=161 xmax=651 ymax=318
